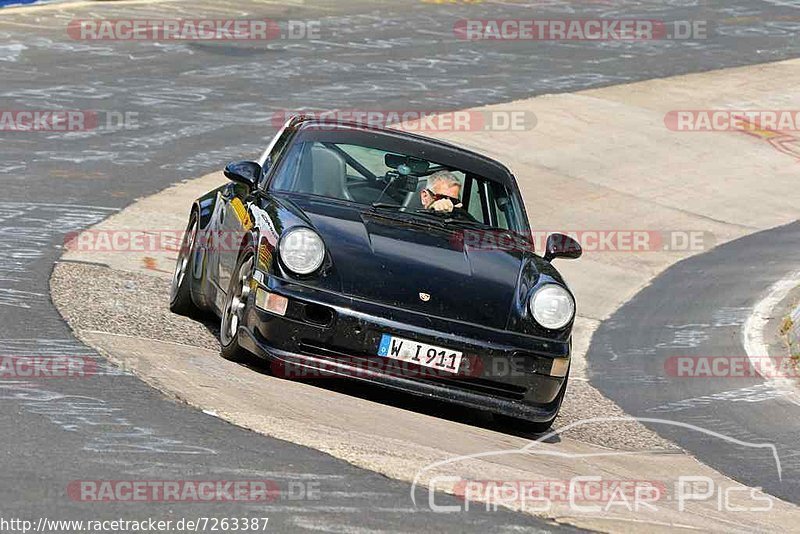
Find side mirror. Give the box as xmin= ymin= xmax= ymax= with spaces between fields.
xmin=224 ymin=160 xmax=262 ymax=189
xmin=544 ymin=233 xmax=582 ymax=262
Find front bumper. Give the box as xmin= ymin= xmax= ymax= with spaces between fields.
xmin=237 ymin=275 xmax=570 ymax=422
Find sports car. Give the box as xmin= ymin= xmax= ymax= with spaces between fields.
xmin=170 ymin=115 xmax=581 ymax=431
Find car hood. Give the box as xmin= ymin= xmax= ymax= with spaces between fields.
xmin=286 ymin=197 xmax=525 ymax=330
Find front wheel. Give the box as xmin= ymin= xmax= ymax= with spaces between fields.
xmin=220 ymin=252 xmax=254 ymax=363
xmin=170 ymin=212 xmax=200 ymax=316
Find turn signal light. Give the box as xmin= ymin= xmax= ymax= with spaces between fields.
xmin=550 ymin=358 xmax=570 ymax=378
xmin=255 ymin=288 xmax=288 ymax=316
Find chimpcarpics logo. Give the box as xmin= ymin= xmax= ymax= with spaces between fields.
xmin=411 ymin=417 xmax=781 ymax=515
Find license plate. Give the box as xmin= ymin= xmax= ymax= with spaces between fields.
xmin=377 ymin=334 xmax=463 ymax=374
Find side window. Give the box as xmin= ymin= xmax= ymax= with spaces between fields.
xmin=259 ymin=128 xmax=295 ymax=191
xmin=464 ymin=177 xmax=515 ymax=230
xmin=268 ymin=129 xmax=293 ymax=166
xmin=269 ymin=141 xmax=305 ymax=193
xmin=338 ymin=144 xmax=392 ymax=180
xmin=486 ymin=181 xmax=514 ymax=230
xmin=465 ymin=178 xmax=485 ymax=224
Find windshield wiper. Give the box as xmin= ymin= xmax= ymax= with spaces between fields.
xmin=371 ymin=202 xmax=403 ymax=210
xmin=368 ymin=208 xmax=447 ymax=229
xmin=413 ymin=209 xmax=474 ymax=223
xmin=413 ymin=209 xmax=509 ymax=232
xmin=441 ymin=217 xmax=489 ymax=228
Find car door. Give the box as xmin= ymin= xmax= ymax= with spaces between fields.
xmin=215 ymin=182 xmax=253 ymax=306
xmin=214 ymin=122 xmax=298 ymax=307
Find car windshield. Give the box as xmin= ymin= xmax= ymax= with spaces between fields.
xmin=269 ymin=137 xmax=525 ymax=232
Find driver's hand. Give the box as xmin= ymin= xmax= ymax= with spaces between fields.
xmin=430 ymin=198 xmax=454 ymax=213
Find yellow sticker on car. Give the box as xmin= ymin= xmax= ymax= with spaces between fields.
xmin=258 ymin=242 xmax=273 ymax=271
xmin=230 ymin=198 xmax=253 ymax=230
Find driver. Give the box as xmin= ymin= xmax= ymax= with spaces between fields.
xmin=420 ymin=171 xmax=463 ymax=213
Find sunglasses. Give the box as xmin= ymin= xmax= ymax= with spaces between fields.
xmin=424 ymin=189 xmax=460 ymax=205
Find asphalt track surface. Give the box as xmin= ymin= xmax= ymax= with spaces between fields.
xmin=588 ymin=221 xmax=800 ymax=505
xmin=1 ymin=0 xmax=800 ymax=530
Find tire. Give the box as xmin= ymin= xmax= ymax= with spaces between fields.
xmin=220 ymin=251 xmax=255 ymax=363
xmin=495 ymin=375 xmax=568 ymax=434
xmin=169 ymin=212 xmax=200 ymax=316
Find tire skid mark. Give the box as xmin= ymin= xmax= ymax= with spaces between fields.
xmin=0 ymin=201 xmax=217 ymax=455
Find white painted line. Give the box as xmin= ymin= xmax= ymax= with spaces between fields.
xmin=761 ymin=0 xmax=800 ymax=9
xmin=80 ymin=329 xmax=218 ymax=351
xmin=742 ymin=269 xmax=800 ymax=405
xmin=0 ymin=0 xmax=177 ymax=14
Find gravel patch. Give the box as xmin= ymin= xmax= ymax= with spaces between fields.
xmin=556 ymin=380 xmax=678 ymax=450
xmin=51 ymin=262 xmax=220 ymax=352
xmin=51 ymin=261 xmax=676 ymax=451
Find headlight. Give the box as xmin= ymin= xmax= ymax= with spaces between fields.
xmin=529 ymin=284 xmax=575 ymax=330
xmin=279 ymin=227 xmax=325 ymax=275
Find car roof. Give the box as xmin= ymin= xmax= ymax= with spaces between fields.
xmin=290 ymin=116 xmax=517 ymax=187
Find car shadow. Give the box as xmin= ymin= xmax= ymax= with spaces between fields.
xmin=190 ymin=311 xmax=561 ymax=442
xmin=223 ymin=346 xmax=561 ymax=443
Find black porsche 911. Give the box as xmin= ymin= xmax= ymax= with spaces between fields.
xmin=170 ymin=115 xmax=581 ymax=431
